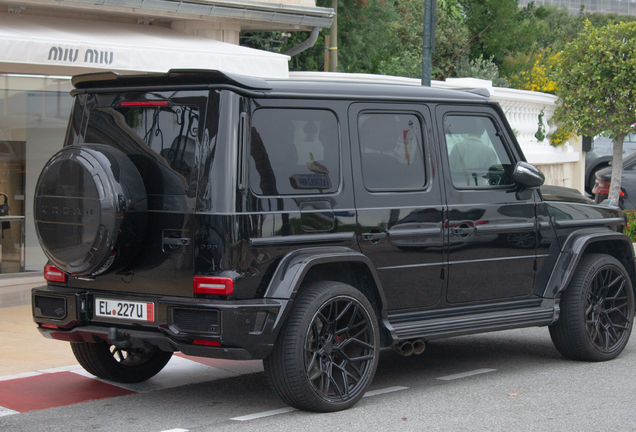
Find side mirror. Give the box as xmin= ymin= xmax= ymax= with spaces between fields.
xmin=513 ymin=161 xmax=545 ymax=189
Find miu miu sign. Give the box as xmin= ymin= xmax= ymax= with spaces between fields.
xmin=47 ymin=46 xmax=114 ymax=65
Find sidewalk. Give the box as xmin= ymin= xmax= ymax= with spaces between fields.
xmin=0 ymin=274 xmax=79 ymax=377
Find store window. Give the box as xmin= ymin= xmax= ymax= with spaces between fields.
xmin=0 ymin=74 xmax=73 ymax=273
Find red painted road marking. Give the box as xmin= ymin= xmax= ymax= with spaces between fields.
xmin=0 ymin=371 xmax=136 ymax=412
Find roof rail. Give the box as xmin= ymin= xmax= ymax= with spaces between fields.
xmin=464 ymin=88 xmax=490 ymax=98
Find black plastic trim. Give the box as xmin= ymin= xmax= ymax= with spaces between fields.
xmin=542 ymin=228 xmax=635 ymax=298
xmin=250 ymin=232 xmax=355 ymax=246
xmin=71 ymin=84 xmax=266 ymax=99
xmin=389 ymin=299 xmax=558 ymax=341
xmin=554 ymin=218 xmax=624 ymax=228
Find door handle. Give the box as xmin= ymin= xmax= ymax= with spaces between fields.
xmin=449 ymin=222 xmax=473 ymax=238
xmin=362 ymin=232 xmax=387 ymax=242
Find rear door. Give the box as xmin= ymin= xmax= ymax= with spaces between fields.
xmin=70 ymin=90 xmax=209 ymax=296
xmin=349 ymin=103 xmax=445 ymax=311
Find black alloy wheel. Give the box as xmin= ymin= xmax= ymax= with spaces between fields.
xmin=71 ymin=341 xmax=173 ymax=383
xmin=304 ymin=296 xmax=376 ymax=403
xmin=264 ymin=281 xmax=380 ymax=412
xmin=584 ymin=262 xmax=632 ymax=353
xmin=550 ymin=253 xmax=634 ymax=361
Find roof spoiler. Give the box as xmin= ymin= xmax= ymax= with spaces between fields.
xmin=72 ymin=69 xmax=272 ymax=91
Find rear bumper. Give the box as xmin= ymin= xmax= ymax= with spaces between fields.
xmin=32 ymin=285 xmax=289 ymax=360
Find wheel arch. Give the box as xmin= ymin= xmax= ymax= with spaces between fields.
xmin=586 ymin=157 xmax=611 ymax=180
xmin=263 ymin=246 xmax=396 ymax=345
xmin=543 ymin=229 xmax=636 ymax=298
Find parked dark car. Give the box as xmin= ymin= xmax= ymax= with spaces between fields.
xmin=592 ymin=151 xmax=636 ymax=209
xmin=585 ymin=133 xmax=636 ymax=194
xmin=32 ymin=70 xmax=635 ymax=412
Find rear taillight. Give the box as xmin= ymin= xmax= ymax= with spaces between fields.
xmin=592 ymin=179 xmax=626 ymax=196
xmin=193 ymin=276 xmax=234 ymax=295
xmin=592 ymin=179 xmax=610 ymax=195
xmin=40 ymin=323 xmax=59 ymax=329
xmin=44 ymin=265 xmax=67 ymax=283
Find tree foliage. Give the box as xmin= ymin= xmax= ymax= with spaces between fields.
xmin=458 ymin=0 xmax=541 ymax=67
xmin=337 ymin=0 xmax=398 ymax=73
xmin=554 ymin=21 xmax=636 ymax=202
xmin=240 ymin=0 xmax=636 ymax=100
xmin=455 ymin=55 xmax=509 ymax=87
xmin=378 ymin=0 xmax=469 ymax=79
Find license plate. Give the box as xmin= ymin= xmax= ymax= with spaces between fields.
xmin=94 ymin=298 xmax=154 ymax=322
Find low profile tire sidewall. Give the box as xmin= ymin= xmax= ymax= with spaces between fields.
xmin=557 ymin=254 xmax=635 ymax=361
xmin=71 ymin=341 xmax=173 ymax=383
xmin=269 ymin=282 xmax=380 ymax=412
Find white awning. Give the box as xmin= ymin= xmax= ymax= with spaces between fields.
xmin=0 ymin=13 xmax=290 ymax=78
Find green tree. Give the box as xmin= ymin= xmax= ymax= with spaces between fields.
xmin=378 ymin=0 xmax=469 ymax=79
xmin=459 ymin=0 xmax=540 ymax=67
xmin=584 ymin=11 xmax=636 ymax=27
xmin=337 ymin=0 xmax=398 ymax=73
xmin=553 ymin=21 xmax=636 ymax=203
xmin=455 ymin=55 xmax=509 ymax=87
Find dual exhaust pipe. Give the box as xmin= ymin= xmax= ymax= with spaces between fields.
xmin=393 ymin=339 xmax=425 ymax=356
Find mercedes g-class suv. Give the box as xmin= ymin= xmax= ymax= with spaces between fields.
xmin=32 ymin=70 xmax=634 ymax=412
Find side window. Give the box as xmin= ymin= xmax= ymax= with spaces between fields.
xmin=444 ymin=115 xmax=514 ymax=187
xmin=249 ymin=108 xmax=339 ymax=196
xmin=358 ymin=113 xmax=426 ymax=191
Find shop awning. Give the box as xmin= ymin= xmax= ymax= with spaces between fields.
xmin=0 ymin=13 xmax=290 ymax=78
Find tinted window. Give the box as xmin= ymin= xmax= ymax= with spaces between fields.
xmin=358 ymin=113 xmax=426 ymax=190
xmin=444 ymin=115 xmax=513 ymax=187
xmin=84 ymin=97 xmax=203 ymax=191
xmin=249 ymin=109 xmax=339 ymax=196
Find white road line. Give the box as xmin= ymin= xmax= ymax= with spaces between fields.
xmin=73 ymin=355 xmax=242 ymax=393
xmin=363 ymin=386 xmax=409 ymax=397
xmin=0 ymin=371 xmax=42 ymax=382
xmin=158 ymin=429 xmax=189 ymax=432
xmin=436 ymin=368 xmax=497 ymax=381
xmin=0 ymin=406 xmax=19 ymax=417
xmin=231 ymin=407 xmax=298 ymax=421
xmin=231 ymin=386 xmax=410 ymax=421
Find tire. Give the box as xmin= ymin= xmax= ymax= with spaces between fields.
xmin=264 ymin=281 xmax=380 ymax=412
xmin=34 ymin=145 xmax=147 ymax=277
xmin=71 ymin=341 xmax=172 ymax=383
xmin=549 ymin=254 xmax=635 ymax=361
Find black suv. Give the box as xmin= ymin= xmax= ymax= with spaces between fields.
xmin=32 ymin=70 xmax=635 ymax=412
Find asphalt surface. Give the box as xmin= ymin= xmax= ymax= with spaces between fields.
xmin=2 ymin=325 xmax=635 ymax=432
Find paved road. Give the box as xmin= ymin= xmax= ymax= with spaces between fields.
xmin=1 ymin=325 xmax=634 ymax=432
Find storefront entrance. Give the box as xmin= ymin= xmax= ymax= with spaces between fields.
xmin=0 ymin=74 xmax=73 ymax=273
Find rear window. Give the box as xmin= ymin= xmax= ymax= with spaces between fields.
xmin=81 ymin=92 xmax=208 ymax=192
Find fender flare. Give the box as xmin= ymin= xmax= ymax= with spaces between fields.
xmin=542 ymin=228 xmax=635 ymax=298
xmin=263 ymin=246 xmax=396 ymax=340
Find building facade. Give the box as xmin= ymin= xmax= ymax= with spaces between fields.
xmin=518 ymin=0 xmax=636 ymax=16
xmin=0 ymin=0 xmax=333 ymax=273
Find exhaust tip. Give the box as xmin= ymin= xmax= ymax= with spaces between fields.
xmin=394 ymin=341 xmax=414 ymax=356
xmin=412 ymin=339 xmax=426 ymax=355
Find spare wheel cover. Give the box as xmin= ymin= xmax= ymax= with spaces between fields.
xmin=34 ymin=144 xmax=147 ymax=277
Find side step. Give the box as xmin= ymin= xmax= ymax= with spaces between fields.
xmin=388 ymin=299 xmax=559 ymax=341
